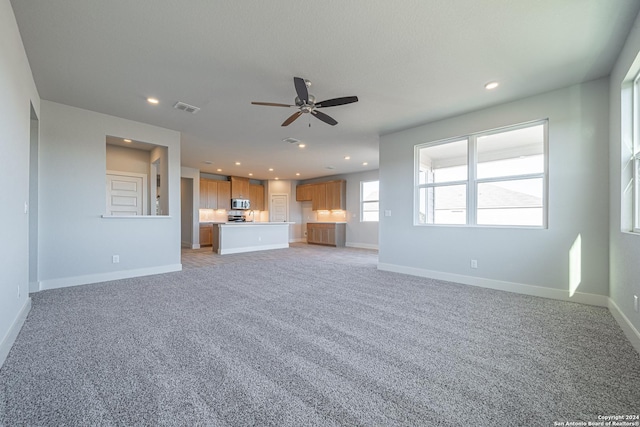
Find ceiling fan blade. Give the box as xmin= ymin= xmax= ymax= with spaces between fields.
xmin=293 ymin=77 xmax=308 ymax=103
xmin=311 ymin=110 xmax=338 ymax=126
xmin=316 ymin=96 xmax=359 ymax=108
xmin=281 ymin=111 xmax=303 ymax=126
xmin=251 ymin=102 xmax=294 ymax=107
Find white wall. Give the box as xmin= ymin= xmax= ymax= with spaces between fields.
xmin=181 ymin=166 xmax=200 ymax=248
xmin=0 ymin=0 xmax=40 ymax=365
xmin=38 ymin=101 xmax=182 ymax=290
xmin=379 ymin=79 xmax=610 ymax=304
xmin=610 ymin=12 xmax=640 ymax=338
xmin=301 ymin=170 xmax=380 ymax=249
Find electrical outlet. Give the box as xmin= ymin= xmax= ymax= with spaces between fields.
xmin=112 ymin=255 xmax=119 ymax=264
xmin=634 ymin=295 xmax=639 ymax=312
xmin=470 ymin=259 xmax=478 ymax=269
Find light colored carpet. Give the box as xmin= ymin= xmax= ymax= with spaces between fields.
xmin=1 ymin=247 xmax=639 ymax=426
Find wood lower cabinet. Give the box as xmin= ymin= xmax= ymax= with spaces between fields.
xmin=307 ymin=223 xmax=346 ymax=247
xmin=199 ymin=223 xmax=213 ymax=246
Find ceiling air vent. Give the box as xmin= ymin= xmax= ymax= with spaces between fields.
xmin=283 ymin=137 xmax=300 ymax=144
xmin=173 ymin=101 xmax=201 ymax=114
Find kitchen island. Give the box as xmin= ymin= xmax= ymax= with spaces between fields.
xmin=212 ymin=222 xmax=293 ymax=255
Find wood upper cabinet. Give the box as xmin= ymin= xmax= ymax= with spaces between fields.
xmin=230 ymin=176 xmax=250 ymax=199
xmin=301 ymin=180 xmax=346 ymax=211
xmin=217 ymin=180 xmax=231 ymax=210
xmin=311 ymin=183 xmax=327 ymax=210
xmin=296 ymin=184 xmax=313 ymax=201
xmin=249 ymin=184 xmax=265 ymax=211
xmin=325 ymin=180 xmax=346 ymax=210
xmin=199 ymin=178 xmax=218 ymax=209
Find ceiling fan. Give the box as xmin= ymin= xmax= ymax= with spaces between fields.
xmin=251 ymin=77 xmax=358 ymax=126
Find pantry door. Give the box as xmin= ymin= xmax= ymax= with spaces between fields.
xmin=106 ymin=172 xmax=147 ymax=216
xmin=270 ymin=194 xmax=288 ymax=222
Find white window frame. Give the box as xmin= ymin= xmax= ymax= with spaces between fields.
xmin=633 ymin=72 xmax=640 ymax=233
xmin=361 ymin=180 xmax=379 ymax=222
xmin=414 ymin=120 xmax=549 ymax=228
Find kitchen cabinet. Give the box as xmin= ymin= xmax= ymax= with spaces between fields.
xmin=249 ymin=184 xmax=265 ymax=210
xmin=199 ymin=179 xmax=218 ymax=209
xmin=217 ymin=181 xmax=231 ymax=210
xmin=230 ymin=176 xmax=250 ymax=199
xmin=311 ymin=183 xmax=327 ymax=211
xmin=296 ymin=184 xmax=313 ymax=201
xmin=296 ymin=180 xmax=346 ymax=210
xmin=199 ymin=223 xmax=213 ymax=246
xmin=307 ymin=223 xmax=346 ymax=247
xmin=200 ymin=179 xmax=231 ymax=210
xmin=325 ymin=180 xmax=346 ymax=210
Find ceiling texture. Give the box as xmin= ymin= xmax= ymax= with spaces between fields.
xmin=10 ymin=0 xmax=640 ymax=180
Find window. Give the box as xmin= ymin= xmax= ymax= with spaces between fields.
xmin=361 ymin=180 xmax=379 ymax=222
xmin=415 ymin=121 xmax=547 ymax=227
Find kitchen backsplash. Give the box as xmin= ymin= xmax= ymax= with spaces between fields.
xmin=315 ymin=210 xmax=347 ymax=222
xmin=199 ymin=209 xmax=270 ymax=223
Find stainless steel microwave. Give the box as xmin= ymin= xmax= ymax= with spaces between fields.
xmin=231 ymin=198 xmax=250 ymax=210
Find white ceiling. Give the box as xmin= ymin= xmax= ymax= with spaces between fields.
xmin=10 ymin=0 xmax=640 ymax=180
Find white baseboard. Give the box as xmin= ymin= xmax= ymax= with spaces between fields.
xmin=0 ymin=297 xmax=31 ymax=369
xmin=191 ymin=244 xmax=201 ymax=249
xmin=377 ymin=263 xmax=609 ymax=307
xmin=608 ymin=298 xmax=640 ymax=354
xmin=39 ymin=264 xmax=183 ymax=291
xmin=290 ymin=238 xmax=307 ymax=243
xmin=219 ymin=243 xmax=289 ymax=255
xmin=346 ymin=242 xmax=379 ymax=250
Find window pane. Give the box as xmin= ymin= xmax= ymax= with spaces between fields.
xmin=362 ymin=181 xmax=379 ymax=202
xmin=477 ymin=125 xmax=544 ymax=179
xmin=419 ymin=139 xmax=468 ymax=184
xmin=363 ymin=201 xmax=379 ymax=212
xmin=363 ymin=211 xmax=379 ymax=222
xmin=635 ymin=158 xmax=640 ymax=230
xmin=477 ymin=178 xmax=544 ymax=226
xmin=419 ymin=185 xmax=466 ymax=224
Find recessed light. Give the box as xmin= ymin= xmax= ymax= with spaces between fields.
xmin=123 ymin=139 xmax=132 ymax=143
xmin=298 ymin=143 xmax=306 ymax=148
xmin=296 ymin=173 xmax=300 ymax=176
xmin=275 ymin=177 xmax=279 ymax=180
xmin=344 ymin=156 xmax=351 ymax=160
xmin=484 ymin=81 xmax=499 ymax=90
xmin=362 ymin=162 xmax=368 ymax=166
xmin=147 ymin=97 xmax=159 ymax=104
xmin=248 ymin=173 xmax=253 ymax=176
xmin=268 ymin=168 xmax=274 ymax=172
xmin=216 ymin=168 xmax=222 ymax=172
xmin=235 ymin=162 xmax=241 ymax=166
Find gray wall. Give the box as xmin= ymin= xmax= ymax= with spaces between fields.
xmin=379 ymin=78 xmax=610 ymax=302
xmin=0 ymin=0 xmax=40 ymax=365
xmin=38 ymin=101 xmax=182 ymax=289
xmin=610 ymin=11 xmax=640 ymax=336
xmin=301 ymin=169 xmax=380 ymax=249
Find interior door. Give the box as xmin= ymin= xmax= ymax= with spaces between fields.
xmin=270 ymin=194 xmax=288 ymax=222
xmin=106 ymin=173 xmax=145 ymax=215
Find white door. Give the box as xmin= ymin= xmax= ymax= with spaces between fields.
xmin=106 ymin=173 xmax=146 ymax=215
xmin=270 ymin=194 xmax=288 ymax=222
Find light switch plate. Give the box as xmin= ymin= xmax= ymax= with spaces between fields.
xmin=384 ymin=210 xmax=391 ymax=217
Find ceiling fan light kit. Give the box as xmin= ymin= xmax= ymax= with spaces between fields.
xmin=252 ymin=77 xmax=358 ymax=126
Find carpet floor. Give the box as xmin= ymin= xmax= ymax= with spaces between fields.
xmin=1 ymin=247 xmax=639 ymax=426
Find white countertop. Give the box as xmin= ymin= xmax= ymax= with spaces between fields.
xmin=219 ymin=221 xmax=295 ymax=226
xmin=308 ymin=221 xmax=347 ymax=224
